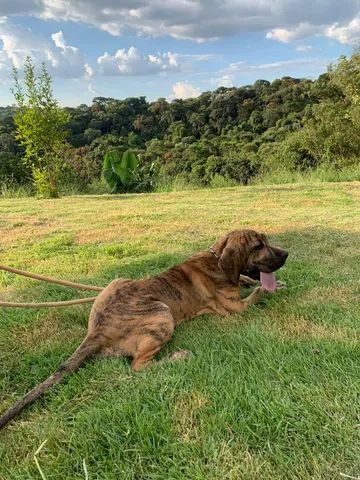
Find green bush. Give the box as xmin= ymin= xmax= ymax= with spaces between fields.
xmin=102 ymin=149 xmax=154 ymax=193
xmin=32 ymin=167 xmax=59 ymax=198
xmin=209 ymin=174 xmax=236 ymax=188
xmin=12 ymin=58 xmax=70 ymax=198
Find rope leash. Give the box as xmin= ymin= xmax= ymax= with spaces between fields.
xmin=0 ymin=298 xmax=98 ymax=308
xmin=0 ymin=264 xmax=104 ymax=291
xmin=0 ymin=264 xmax=104 ymax=309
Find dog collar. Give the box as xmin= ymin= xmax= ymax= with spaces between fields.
xmin=209 ymin=247 xmax=219 ymax=259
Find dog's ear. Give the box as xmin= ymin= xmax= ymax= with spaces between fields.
xmin=218 ymin=235 xmax=247 ymax=284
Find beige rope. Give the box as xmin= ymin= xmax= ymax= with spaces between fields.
xmin=0 ymin=297 xmax=96 ymax=308
xmin=0 ymin=264 xmax=104 ymax=291
xmin=0 ymin=298 xmax=97 ymax=308
xmin=0 ymin=263 xmax=104 ymax=308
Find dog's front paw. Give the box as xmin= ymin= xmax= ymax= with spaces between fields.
xmin=251 ymin=285 xmax=265 ymax=301
xmin=275 ymin=280 xmax=287 ymax=290
xmin=239 ymin=274 xmax=258 ymax=287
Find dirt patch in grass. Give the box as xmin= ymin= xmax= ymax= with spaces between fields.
xmin=298 ymin=285 xmax=357 ymax=304
xmin=265 ymin=314 xmax=358 ymax=343
xmin=174 ymin=390 xmax=210 ymax=443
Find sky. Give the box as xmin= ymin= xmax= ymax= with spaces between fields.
xmin=0 ymin=1 xmax=358 ymax=107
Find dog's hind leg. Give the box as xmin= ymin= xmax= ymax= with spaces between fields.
xmin=130 ymin=307 xmax=175 ymax=371
xmin=96 ymin=345 xmax=124 ymax=358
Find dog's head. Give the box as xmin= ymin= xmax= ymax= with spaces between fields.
xmin=214 ymin=229 xmax=288 ymax=285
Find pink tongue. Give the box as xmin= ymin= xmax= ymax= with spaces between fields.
xmin=260 ymin=272 xmax=277 ymax=292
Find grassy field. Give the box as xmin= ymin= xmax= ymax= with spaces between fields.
xmin=0 ymin=182 xmax=359 ymax=480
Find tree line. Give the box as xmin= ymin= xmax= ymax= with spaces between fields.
xmin=1 ymin=50 xmax=359 ymax=196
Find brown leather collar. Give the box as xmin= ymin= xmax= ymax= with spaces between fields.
xmin=209 ymin=247 xmax=219 ymax=260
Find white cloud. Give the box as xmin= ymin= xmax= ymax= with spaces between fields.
xmin=266 ymin=23 xmax=321 ymax=43
xmin=0 ymin=49 xmax=12 ymax=83
xmin=88 ymin=82 xmax=101 ymax=95
xmin=176 ymin=53 xmax=220 ymax=62
xmin=1 ymin=0 xmax=360 ymax=43
xmin=84 ymin=63 xmax=94 ymax=78
xmin=268 ymin=17 xmax=360 ymax=46
xmin=97 ymin=46 xmax=180 ymax=75
xmin=296 ymin=44 xmax=313 ymax=52
xmin=325 ymin=16 xmax=360 ymax=44
xmin=220 ymin=57 xmax=329 ymax=76
xmin=223 ymin=61 xmax=246 ymax=74
xmin=51 ymin=30 xmax=66 ymax=49
xmin=0 ymin=1 xmax=40 ymax=16
xmin=48 ymin=30 xmax=86 ymax=78
xmin=251 ymin=59 xmax=321 ymax=70
xmin=172 ymin=81 xmax=200 ymax=99
xmin=211 ymin=74 xmax=234 ymax=88
xmin=0 ymin=16 xmax=215 ymax=83
xmin=0 ymin=17 xmax=87 ymax=81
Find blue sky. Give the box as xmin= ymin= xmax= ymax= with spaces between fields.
xmin=0 ymin=1 xmax=357 ymax=106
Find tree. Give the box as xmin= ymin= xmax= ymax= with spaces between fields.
xmin=4 ymin=58 xmax=357 ymax=193
xmin=277 ymin=49 xmax=360 ymax=170
xmin=12 ymin=57 xmax=70 ymax=197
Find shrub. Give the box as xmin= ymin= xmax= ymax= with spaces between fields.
xmin=12 ymin=57 xmax=70 ymax=198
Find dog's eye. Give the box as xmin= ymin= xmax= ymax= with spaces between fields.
xmin=253 ymin=242 xmax=263 ymax=251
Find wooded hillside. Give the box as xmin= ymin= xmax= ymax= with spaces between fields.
xmin=1 ymin=50 xmax=360 ymax=191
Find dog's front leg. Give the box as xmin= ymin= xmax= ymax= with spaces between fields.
xmin=239 ymin=274 xmax=258 ymax=287
xmin=241 ymin=286 xmax=264 ymax=306
xmin=216 ymin=286 xmax=264 ymax=314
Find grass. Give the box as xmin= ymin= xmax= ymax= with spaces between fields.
xmin=3 ymin=165 xmax=360 ymax=199
xmin=253 ymin=164 xmax=360 ymax=186
xmin=0 ymin=181 xmax=359 ymax=479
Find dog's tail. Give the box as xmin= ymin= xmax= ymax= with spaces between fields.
xmin=0 ymin=335 xmax=101 ymax=430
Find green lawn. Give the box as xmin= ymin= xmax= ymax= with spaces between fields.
xmin=0 ymin=182 xmax=359 ymax=480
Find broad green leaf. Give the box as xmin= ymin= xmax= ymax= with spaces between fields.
xmin=102 ymin=149 xmax=138 ymax=191
xmin=121 ymin=150 xmax=138 ymax=171
xmin=102 ymin=151 xmax=118 ymax=189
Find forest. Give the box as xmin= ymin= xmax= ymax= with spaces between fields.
xmin=1 ymin=50 xmax=360 ymax=195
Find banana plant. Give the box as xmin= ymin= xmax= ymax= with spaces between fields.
xmin=102 ymin=149 xmax=138 ymax=193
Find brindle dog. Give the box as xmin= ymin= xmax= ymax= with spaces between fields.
xmin=0 ymin=229 xmax=288 ymax=429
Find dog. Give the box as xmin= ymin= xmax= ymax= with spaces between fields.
xmin=0 ymin=229 xmax=288 ymax=429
